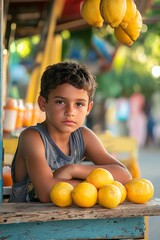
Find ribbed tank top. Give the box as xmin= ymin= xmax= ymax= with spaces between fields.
xmin=9 ymin=123 xmax=85 ymax=202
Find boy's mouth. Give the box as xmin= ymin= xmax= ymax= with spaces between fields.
xmin=63 ymin=120 xmax=76 ymax=125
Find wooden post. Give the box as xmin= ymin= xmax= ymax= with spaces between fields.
xmin=0 ymin=0 xmax=4 ymax=203
xmin=25 ymin=0 xmax=65 ymax=103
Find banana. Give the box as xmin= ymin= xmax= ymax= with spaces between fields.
xmin=124 ymin=9 xmax=143 ymax=41
xmin=100 ymin=0 xmax=127 ymax=28
xmin=120 ymin=0 xmax=137 ymax=30
xmin=114 ymin=26 xmax=133 ymax=47
xmin=80 ymin=0 xmax=104 ymax=28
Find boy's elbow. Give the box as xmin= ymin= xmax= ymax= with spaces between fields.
xmin=38 ymin=193 xmax=51 ymax=203
xmin=125 ymin=174 xmax=132 ymax=184
xmin=40 ymin=199 xmax=51 ymax=203
xmin=122 ymin=168 xmax=132 ymax=185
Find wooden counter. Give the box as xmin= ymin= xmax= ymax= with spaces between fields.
xmin=0 ymin=199 xmax=160 ymax=239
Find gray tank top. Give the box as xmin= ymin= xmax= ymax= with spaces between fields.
xmin=9 ymin=123 xmax=85 ymax=202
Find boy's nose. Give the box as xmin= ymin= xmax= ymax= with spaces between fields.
xmin=64 ymin=104 xmax=75 ymax=116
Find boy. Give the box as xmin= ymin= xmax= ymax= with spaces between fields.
xmin=9 ymin=61 xmax=132 ymax=202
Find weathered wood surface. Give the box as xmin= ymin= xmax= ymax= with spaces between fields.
xmin=0 ymin=198 xmax=160 ymax=224
xmin=0 ymin=217 xmax=145 ymax=240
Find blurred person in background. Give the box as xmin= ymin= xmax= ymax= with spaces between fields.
xmin=116 ymin=96 xmax=130 ymax=136
xmin=128 ymin=93 xmax=147 ymax=147
xmin=144 ymin=100 xmax=155 ymax=146
xmin=151 ymin=91 xmax=160 ymax=146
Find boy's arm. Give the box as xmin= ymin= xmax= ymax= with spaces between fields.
xmin=80 ymin=127 xmax=132 ymax=184
xmin=16 ymin=127 xmax=131 ymax=203
xmin=53 ymin=127 xmax=132 ymax=185
xmin=53 ymin=162 xmax=131 ymax=185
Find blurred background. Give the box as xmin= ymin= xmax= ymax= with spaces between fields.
xmin=2 ymin=0 xmax=160 ymax=146
xmin=1 ymin=0 xmax=160 ymax=239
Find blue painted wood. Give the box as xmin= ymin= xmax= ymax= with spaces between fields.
xmin=0 ymin=217 xmax=144 ymax=239
xmin=0 ymin=0 xmax=4 ymax=203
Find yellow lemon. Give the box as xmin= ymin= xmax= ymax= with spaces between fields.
xmin=80 ymin=0 xmax=104 ymax=28
xmin=140 ymin=178 xmax=154 ymax=197
xmin=72 ymin=182 xmax=97 ymax=208
xmin=125 ymin=178 xmax=154 ymax=204
xmin=112 ymin=180 xmax=127 ymax=203
xmin=120 ymin=0 xmax=137 ymax=29
xmin=86 ymin=168 xmax=114 ymax=189
xmin=50 ymin=182 xmax=73 ymax=207
xmin=114 ymin=26 xmax=133 ymax=46
xmin=98 ymin=184 xmax=121 ymax=208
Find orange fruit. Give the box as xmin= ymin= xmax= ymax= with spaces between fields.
xmin=72 ymin=182 xmax=97 ymax=208
xmin=86 ymin=168 xmax=114 ymax=189
xmin=112 ymin=180 xmax=127 ymax=203
xmin=50 ymin=182 xmax=73 ymax=207
xmin=125 ymin=178 xmax=154 ymax=204
xmin=98 ymin=184 xmax=121 ymax=208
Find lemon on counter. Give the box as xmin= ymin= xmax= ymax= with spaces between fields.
xmin=72 ymin=182 xmax=97 ymax=207
xmin=112 ymin=180 xmax=127 ymax=204
xmin=86 ymin=168 xmax=114 ymax=189
xmin=125 ymin=178 xmax=154 ymax=204
xmin=98 ymin=184 xmax=121 ymax=208
xmin=50 ymin=182 xmax=73 ymax=207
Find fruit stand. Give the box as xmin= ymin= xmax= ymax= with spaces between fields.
xmin=1 ymin=1 xmax=160 ymax=239
xmin=1 ymin=199 xmax=160 ymax=239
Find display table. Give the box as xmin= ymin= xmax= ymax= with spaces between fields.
xmin=0 ymin=199 xmax=160 ymax=239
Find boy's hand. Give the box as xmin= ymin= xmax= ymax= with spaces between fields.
xmin=53 ymin=164 xmax=75 ymax=180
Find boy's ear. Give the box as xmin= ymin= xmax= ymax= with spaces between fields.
xmin=87 ymin=101 xmax=93 ymax=115
xmin=38 ymin=96 xmax=46 ymax=112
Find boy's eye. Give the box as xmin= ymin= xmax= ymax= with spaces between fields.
xmin=56 ymin=100 xmax=64 ymax=104
xmin=76 ymin=102 xmax=84 ymax=107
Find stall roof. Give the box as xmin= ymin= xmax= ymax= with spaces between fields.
xmin=4 ymin=0 xmax=85 ymax=47
xmin=4 ymin=0 xmax=160 ymax=48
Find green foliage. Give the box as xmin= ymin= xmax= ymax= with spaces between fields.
xmin=96 ymin=1 xmax=160 ymax=101
xmin=144 ymin=0 xmax=160 ymax=35
xmin=9 ymin=36 xmax=40 ymax=65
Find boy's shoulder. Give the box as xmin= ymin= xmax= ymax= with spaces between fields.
xmin=80 ymin=126 xmax=95 ymax=138
xmin=19 ymin=124 xmax=41 ymax=141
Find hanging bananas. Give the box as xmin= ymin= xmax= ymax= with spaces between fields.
xmin=120 ymin=0 xmax=137 ymax=30
xmin=100 ymin=0 xmax=126 ymax=28
xmin=80 ymin=0 xmax=104 ymax=28
xmin=114 ymin=26 xmax=134 ymax=47
xmin=80 ymin=0 xmax=143 ymax=47
xmin=124 ymin=10 xmax=143 ymax=41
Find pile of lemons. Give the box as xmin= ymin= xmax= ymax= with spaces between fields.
xmin=50 ymin=168 xmax=154 ymax=208
xmin=80 ymin=0 xmax=143 ymax=46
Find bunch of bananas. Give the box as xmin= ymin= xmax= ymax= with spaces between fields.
xmin=80 ymin=0 xmax=143 ymax=47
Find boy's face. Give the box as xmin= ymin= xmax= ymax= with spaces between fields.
xmin=38 ymin=83 xmax=93 ymax=134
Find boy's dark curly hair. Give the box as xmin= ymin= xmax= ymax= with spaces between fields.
xmin=40 ymin=60 xmax=96 ymax=102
